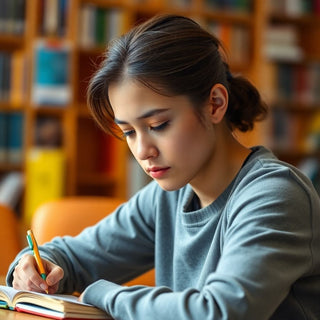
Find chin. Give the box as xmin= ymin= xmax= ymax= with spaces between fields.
xmin=155 ymin=180 xmax=186 ymax=192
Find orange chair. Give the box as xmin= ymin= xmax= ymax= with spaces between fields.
xmin=31 ymin=196 xmax=155 ymax=286
xmin=0 ymin=204 xmax=22 ymax=276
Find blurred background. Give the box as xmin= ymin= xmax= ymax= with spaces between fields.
xmin=0 ymin=0 xmax=320 ymax=227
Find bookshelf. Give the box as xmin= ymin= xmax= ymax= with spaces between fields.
xmin=1 ymin=0 xmax=318 ymax=219
xmin=264 ymin=1 xmax=320 ymax=171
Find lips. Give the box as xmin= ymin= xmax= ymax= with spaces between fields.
xmin=147 ymin=166 xmax=170 ymax=179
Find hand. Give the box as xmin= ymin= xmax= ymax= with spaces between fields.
xmin=12 ymin=253 xmax=64 ymax=294
xmin=78 ymin=292 xmax=84 ymax=302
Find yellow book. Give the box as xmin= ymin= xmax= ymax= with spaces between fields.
xmin=24 ymin=148 xmax=65 ymax=226
xmin=0 ymin=285 xmax=110 ymax=319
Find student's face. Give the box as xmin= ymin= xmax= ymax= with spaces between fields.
xmin=109 ymin=80 xmax=218 ymax=191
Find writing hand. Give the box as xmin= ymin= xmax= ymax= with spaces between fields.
xmin=12 ymin=253 xmax=64 ymax=294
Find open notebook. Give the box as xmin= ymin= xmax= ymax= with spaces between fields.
xmin=0 ymin=285 xmax=111 ymax=319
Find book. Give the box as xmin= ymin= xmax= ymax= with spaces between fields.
xmin=24 ymin=148 xmax=65 ymax=225
xmin=0 ymin=171 xmax=24 ymax=210
xmin=32 ymin=40 xmax=71 ymax=106
xmin=7 ymin=112 xmax=24 ymax=164
xmin=0 ymin=111 xmax=7 ymax=163
xmin=10 ymin=50 xmax=27 ymax=108
xmin=0 ymin=0 xmax=26 ymax=34
xmin=0 ymin=285 xmax=110 ymax=319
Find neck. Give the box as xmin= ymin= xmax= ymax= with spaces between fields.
xmin=191 ymin=125 xmax=251 ymax=208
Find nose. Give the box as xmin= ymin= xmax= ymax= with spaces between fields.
xmin=134 ymin=133 xmax=158 ymax=160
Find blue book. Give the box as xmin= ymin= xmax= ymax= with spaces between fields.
xmin=7 ymin=112 xmax=24 ymax=164
xmin=0 ymin=111 xmax=8 ymax=163
xmin=32 ymin=40 xmax=71 ymax=106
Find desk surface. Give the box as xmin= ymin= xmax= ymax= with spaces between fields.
xmin=0 ymin=309 xmax=50 ymax=320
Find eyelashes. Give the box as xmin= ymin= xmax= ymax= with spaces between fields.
xmin=151 ymin=121 xmax=170 ymax=132
xmin=122 ymin=121 xmax=170 ymax=138
xmin=122 ymin=129 xmax=135 ymax=137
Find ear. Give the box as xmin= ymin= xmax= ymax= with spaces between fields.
xmin=208 ymin=83 xmax=228 ymax=124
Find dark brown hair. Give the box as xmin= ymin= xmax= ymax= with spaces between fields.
xmin=87 ymin=14 xmax=267 ymax=137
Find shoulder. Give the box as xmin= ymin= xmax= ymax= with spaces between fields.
xmin=239 ymin=146 xmax=316 ymax=196
xmin=227 ymin=146 xmax=320 ymax=223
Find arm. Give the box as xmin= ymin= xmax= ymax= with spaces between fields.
xmin=81 ymin=168 xmax=319 ymax=320
xmin=7 ymin=181 xmax=158 ymax=293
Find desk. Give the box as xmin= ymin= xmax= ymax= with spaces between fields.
xmin=0 ymin=309 xmax=49 ymax=320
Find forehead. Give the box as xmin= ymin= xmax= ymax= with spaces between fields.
xmin=108 ymin=80 xmax=193 ymax=122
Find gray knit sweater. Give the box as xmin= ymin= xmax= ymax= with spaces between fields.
xmin=8 ymin=146 xmax=320 ymax=319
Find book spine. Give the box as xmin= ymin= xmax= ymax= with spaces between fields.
xmin=0 ymin=0 xmax=26 ymax=34
xmin=79 ymin=4 xmax=95 ymax=48
xmin=0 ymin=111 xmax=8 ymax=164
xmin=10 ymin=51 xmax=27 ymax=107
xmin=1 ymin=52 xmax=12 ymax=102
xmin=24 ymin=148 xmax=66 ymax=225
xmin=7 ymin=111 xmax=24 ymax=165
xmin=13 ymin=0 xmax=26 ymax=34
xmin=57 ymin=0 xmax=68 ymax=36
xmin=32 ymin=40 xmax=71 ymax=107
xmin=276 ymin=62 xmax=320 ymax=105
xmin=42 ymin=0 xmax=59 ymax=36
xmin=95 ymin=7 xmax=106 ymax=46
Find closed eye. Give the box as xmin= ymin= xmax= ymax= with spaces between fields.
xmin=150 ymin=121 xmax=170 ymax=132
xmin=122 ymin=129 xmax=135 ymax=138
xmin=121 ymin=121 xmax=170 ymax=138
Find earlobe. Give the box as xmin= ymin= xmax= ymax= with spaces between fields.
xmin=209 ymin=84 xmax=228 ymax=124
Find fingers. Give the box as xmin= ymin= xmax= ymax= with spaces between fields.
xmin=13 ymin=254 xmax=43 ymax=292
xmin=12 ymin=254 xmax=63 ymax=294
xmin=45 ymin=260 xmax=64 ymax=294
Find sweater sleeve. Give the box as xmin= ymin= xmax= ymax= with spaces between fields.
xmin=6 ymin=181 xmax=159 ymax=293
xmin=81 ymin=166 xmax=319 ymax=320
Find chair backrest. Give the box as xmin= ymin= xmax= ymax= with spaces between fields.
xmin=0 ymin=204 xmax=21 ymax=276
xmin=31 ymin=196 xmax=155 ymax=286
xmin=31 ymin=197 xmax=124 ymax=244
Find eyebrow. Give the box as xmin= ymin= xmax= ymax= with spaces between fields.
xmin=114 ymin=108 xmax=170 ymax=125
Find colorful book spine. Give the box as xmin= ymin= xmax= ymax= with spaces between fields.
xmin=78 ymin=6 xmax=127 ymax=48
xmin=0 ymin=111 xmax=24 ymax=165
xmin=24 ymin=148 xmax=65 ymax=225
xmin=207 ymin=23 xmax=250 ymax=65
xmin=0 ymin=52 xmax=11 ymax=103
xmin=0 ymin=111 xmax=8 ymax=164
xmin=206 ymin=0 xmax=252 ymax=12
xmin=0 ymin=51 xmax=27 ymax=106
xmin=276 ymin=62 xmax=320 ymax=105
xmin=41 ymin=0 xmax=68 ymax=37
xmin=32 ymin=40 xmax=71 ymax=106
xmin=7 ymin=112 xmax=24 ymax=164
xmin=10 ymin=50 xmax=27 ymax=107
xmin=0 ymin=0 xmax=26 ymax=35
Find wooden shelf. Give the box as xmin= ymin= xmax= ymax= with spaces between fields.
xmin=2 ymin=0 xmax=319 ymax=212
xmin=270 ymin=13 xmax=320 ymax=26
xmin=272 ymin=102 xmax=320 ymax=112
xmin=0 ymin=34 xmax=24 ymax=49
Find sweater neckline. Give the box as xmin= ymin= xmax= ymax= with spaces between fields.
xmin=180 ymin=146 xmax=263 ymax=227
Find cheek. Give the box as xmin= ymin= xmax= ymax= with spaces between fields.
xmin=166 ymin=124 xmax=210 ymax=161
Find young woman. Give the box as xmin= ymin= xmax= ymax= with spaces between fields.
xmin=8 ymin=15 xmax=320 ymax=320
